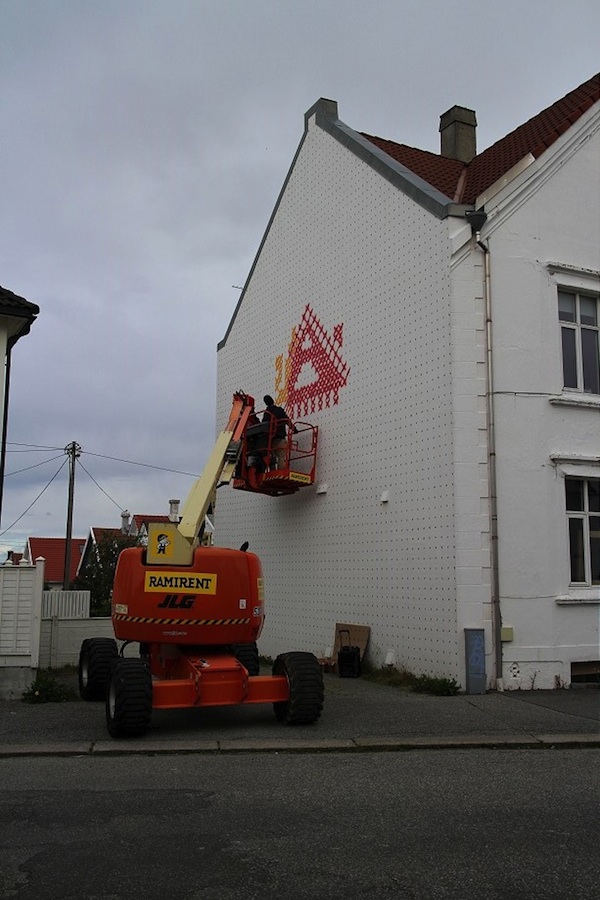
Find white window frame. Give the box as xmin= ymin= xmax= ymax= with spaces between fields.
xmin=558 ymin=288 xmax=599 ymax=395
xmin=547 ymin=265 xmax=600 ymax=406
xmin=565 ymin=476 xmax=600 ymax=587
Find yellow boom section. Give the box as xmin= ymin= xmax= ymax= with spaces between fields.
xmin=146 ymin=392 xmax=255 ymax=566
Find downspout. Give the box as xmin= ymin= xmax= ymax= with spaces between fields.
xmin=0 ymin=344 xmax=12 ymax=529
xmin=465 ymin=209 xmax=503 ymax=690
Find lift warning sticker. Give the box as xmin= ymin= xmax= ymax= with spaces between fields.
xmin=144 ymin=572 xmax=217 ymax=595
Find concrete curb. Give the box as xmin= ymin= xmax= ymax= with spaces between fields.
xmin=0 ymin=733 xmax=598 ymax=758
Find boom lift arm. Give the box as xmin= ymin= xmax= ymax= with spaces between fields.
xmin=146 ymin=391 xmax=257 ymax=566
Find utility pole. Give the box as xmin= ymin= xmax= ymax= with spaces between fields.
xmin=63 ymin=441 xmax=81 ymax=590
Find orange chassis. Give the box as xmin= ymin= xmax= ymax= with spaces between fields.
xmin=145 ymin=646 xmax=289 ymax=710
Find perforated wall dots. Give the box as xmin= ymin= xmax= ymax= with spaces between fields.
xmin=216 ymin=119 xmax=461 ymax=679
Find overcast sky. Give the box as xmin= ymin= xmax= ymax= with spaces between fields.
xmin=1 ymin=0 xmax=598 ymax=559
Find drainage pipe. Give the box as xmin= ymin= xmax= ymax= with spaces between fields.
xmin=477 ymin=233 xmax=503 ymax=690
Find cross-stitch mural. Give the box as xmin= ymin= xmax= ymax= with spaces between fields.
xmin=275 ymin=303 xmax=350 ymax=418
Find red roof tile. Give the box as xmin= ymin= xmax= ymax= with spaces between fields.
xmin=91 ymin=527 xmax=122 ymax=543
xmin=27 ymin=537 xmax=86 ymax=584
xmin=132 ymin=514 xmax=171 ymax=529
xmin=362 ymin=72 xmax=599 ymax=205
xmin=361 ymin=136 xmax=464 ymax=200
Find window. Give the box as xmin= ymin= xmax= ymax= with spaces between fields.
xmin=559 ymin=290 xmax=600 ymax=394
xmin=566 ymin=477 xmax=600 ymax=585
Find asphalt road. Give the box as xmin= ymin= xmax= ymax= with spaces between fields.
xmin=0 ymin=749 xmax=598 ymax=900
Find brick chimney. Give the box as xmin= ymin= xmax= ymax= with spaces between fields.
xmin=169 ymin=499 xmax=180 ymax=522
xmin=439 ymin=106 xmax=477 ymax=163
xmin=121 ymin=510 xmax=131 ymax=534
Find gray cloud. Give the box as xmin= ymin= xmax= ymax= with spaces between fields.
xmin=1 ymin=0 xmax=598 ymax=555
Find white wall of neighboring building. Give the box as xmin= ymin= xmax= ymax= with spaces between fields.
xmin=216 ymin=110 xmax=463 ymax=682
xmin=465 ymin=106 xmax=600 ymax=688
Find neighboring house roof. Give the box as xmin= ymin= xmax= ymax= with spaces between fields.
xmin=76 ymin=527 xmax=128 ymax=578
xmin=130 ymin=514 xmax=171 ymax=533
xmin=5 ymin=551 xmax=23 ymax=565
xmin=90 ymin=527 xmax=122 ymax=543
xmin=0 ymin=284 xmax=40 ymax=344
xmin=0 ymin=284 xmax=40 ymax=317
xmin=362 ymin=72 xmax=600 ymax=204
xmin=26 ymin=537 xmax=85 ymax=584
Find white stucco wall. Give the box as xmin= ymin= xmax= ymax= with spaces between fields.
xmin=216 ymin=112 xmax=462 ymax=681
xmin=470 ymin=107 xmax=600 ymax=688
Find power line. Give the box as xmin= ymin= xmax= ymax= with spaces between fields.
xmin=83 ymin=450 xmax=199 ymax=478
xmin=7 ymin=442 xmax=64 ymax=451
xmin=0 ymin=443 xmax=200 ymax=540
xmin=6 ymin=454 xmax=66 ymax=477
xmin=76 ymin=458 xmax=124 ymax=513
xmin=6 ymin=441 xmax=200 ymax=478
xmin=0 ymin=458 xmax=68 ymax=537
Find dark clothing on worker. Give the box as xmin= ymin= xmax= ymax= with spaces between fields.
xmin=262 ymin=395 xmax=292 ymax=470
xmin=262 ymin=401 xmax=290 ymax=440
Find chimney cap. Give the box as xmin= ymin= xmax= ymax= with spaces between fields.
xmin=439 ymin=105 xmax=477 ymax=130
xmin=439 ymin=105 xmax=477 ymax=164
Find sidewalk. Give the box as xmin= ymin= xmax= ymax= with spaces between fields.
xmin=0 ymin=671 xmax=598 ymax=757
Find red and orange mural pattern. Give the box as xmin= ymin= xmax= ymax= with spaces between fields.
xmin=275 ymin=304 xmax=350 ymax=418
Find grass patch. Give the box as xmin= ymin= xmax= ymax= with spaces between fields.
xmin=21 ymin=669 xmax=79 ymax=704
xmin=258 ymin=654 xmax=274 ymax=667
xmin=411 ymin=674 xmax=461 ymax=696
xmin=361 ymin=662 xmax=460 ymax=696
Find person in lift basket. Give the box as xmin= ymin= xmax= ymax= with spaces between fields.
xmin=262 ymin=394 xmax=293 ymax=469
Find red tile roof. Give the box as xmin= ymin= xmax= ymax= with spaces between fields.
xmin=132 ymin=514 xmax=171 ymax=530
xmin=90 ymin=527 xmax=122 ymax=543
xmin=362 ymin=72 xmax=599 ymax=204
xmin=27 ymin=537 xmax=86 ymax=584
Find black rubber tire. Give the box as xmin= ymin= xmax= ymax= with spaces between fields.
xmin=233 ymin=642 xmax=260 ymax=676
xmin=105 ymin=658 xmax=153 ymax=738
xmin=78 ymin=638 xmax=118 ymax=701
xmin=272 ymin=652 xmax=324 ymax=725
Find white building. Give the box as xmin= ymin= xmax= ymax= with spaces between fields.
xmin=215 ymin=73 xmax=600 ymax=691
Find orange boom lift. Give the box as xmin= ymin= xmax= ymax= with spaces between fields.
xmin=78 ymin=392 xmax=322 ymax=738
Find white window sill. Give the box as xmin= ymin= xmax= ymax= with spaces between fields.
xmin=549 ymin=393 xmax=600 ymax=410
xmin=555 ymin=590 xmax=600 ymax=605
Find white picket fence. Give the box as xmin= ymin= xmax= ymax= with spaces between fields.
xmin=40 ymin=615 xmax=114 ymax=670
xmin=42 ymin=590 xmax=90 ymax=619
xmin=0 ymin=559 xmax=113 ymax=696
xmin=0 ymin=559 xmax=45 ymax=697
xmin=40 ymin=589 xmax=103 ymax=669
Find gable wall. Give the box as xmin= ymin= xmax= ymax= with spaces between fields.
xmin=217 ymin=115 xmax=460 ymax=679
